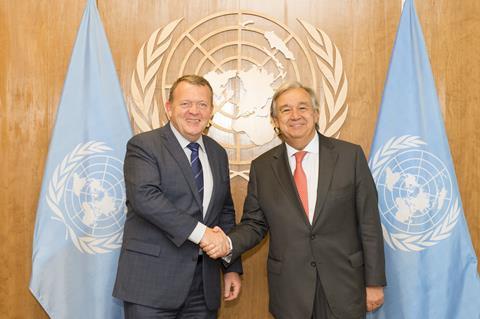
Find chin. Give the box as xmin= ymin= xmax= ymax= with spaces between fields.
xmin=185 ymin=125 xmax=202 ymax=132
xmin=288 ymin=130 xmax=307 ymax=137
xmin=187 ymin=130 xmax=202 ymax=138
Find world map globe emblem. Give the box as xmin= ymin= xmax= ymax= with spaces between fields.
xmin=377 ymin=149 xmax=453 ymax=235
xmin=63 ymin=154 xmax=126 ymax=238
xmin=160 ymin=11 xmax=320 ymax=175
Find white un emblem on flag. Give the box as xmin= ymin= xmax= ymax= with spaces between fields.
xmin=370 ymin=135 xmax=460 ymax=252
xmin=46 ymin=141 xmax=126 ymax=254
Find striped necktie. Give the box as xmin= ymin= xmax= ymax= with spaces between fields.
xmin=187 ymin=142 xmax=204 ymax=203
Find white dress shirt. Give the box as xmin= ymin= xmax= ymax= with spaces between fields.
xmin=285 ymin=133 xmax=319 ymax=224
xmin=170 ymin=125 xmax=213 ymax=244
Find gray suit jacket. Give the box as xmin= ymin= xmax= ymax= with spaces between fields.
xmin=229 ymin=133 xmax=385 ymax=319
xmin=113 ymin=123 xmax=242 ymax=310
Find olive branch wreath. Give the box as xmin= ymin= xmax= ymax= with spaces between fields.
xmin=299 ymin=19 xmax=349 ymax=137
xmin=129 ymin=19 xmax=182 ymax=133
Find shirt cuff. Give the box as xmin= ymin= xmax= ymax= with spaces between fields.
xmin=188 ymin=222 xmax=207 ymax=244
xmin=222 ymin=236 xmax=233 ymax=263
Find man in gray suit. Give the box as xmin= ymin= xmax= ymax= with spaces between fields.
xmin=203 ymin=82 xmax=385 ymax=319
xmin=113 ymin=75 xmax=242 ymax=318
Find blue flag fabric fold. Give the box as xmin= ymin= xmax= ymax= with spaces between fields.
xmin=368 ymin=1 xmax=480 ymax=318
xmin=29 ymin=0 xmax=131 ymax=318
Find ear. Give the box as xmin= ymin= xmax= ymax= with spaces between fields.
xmin=313 ymin=108 xmax=320 ymax=124
xmin=165 ymin=100 xmax=173 ymax=117
xmin=272 ymin=116 xmax=279 ymax=129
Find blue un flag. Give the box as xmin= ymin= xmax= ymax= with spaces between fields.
xmin=368 ymin=0 xmax=480 ymax=318
xmin=29 ymin=0 xmax=132 ymax=318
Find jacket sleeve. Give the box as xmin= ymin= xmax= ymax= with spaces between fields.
xmin=228 ymin=163 xmax=270 ymax=262
xmin=217 ymin=151 xmax=243 ymax=273
xmin=354 ymin=145 xmax=386 ymax=286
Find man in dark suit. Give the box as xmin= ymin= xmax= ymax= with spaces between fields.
xmin=113 ymin=75 xmax=242 ymax=318
xmin=203 ymin=82 xmax=385 ymax=319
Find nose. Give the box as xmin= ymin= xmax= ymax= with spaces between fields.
xmin=188 ymin=103 xmax=200 ymax=114
xmin=290 ymin=107 xmax=301 ymax=119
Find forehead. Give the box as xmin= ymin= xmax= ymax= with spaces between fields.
xmin=276 ymin=88 xmax=311 ymax=106
xmin=171 ymin=81 xmax=212 ymax=100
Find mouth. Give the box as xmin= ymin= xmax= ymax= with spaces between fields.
xmin=288 ymin=122 xmax=305 ymax=128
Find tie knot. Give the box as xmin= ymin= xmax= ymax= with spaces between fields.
xmin=187 ymin=142 xmax=200 ymax=153
xmin=294 ymin=151 xmax=307 ymax=163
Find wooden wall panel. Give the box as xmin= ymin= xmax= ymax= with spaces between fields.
xmin=2 ymin=1 xmax=479 ymax=318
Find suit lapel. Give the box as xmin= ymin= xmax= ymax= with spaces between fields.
xmin=312 ymin=134 xmax=338 ymax=226
xmin=203 ymin=137 xmax=220 ymax=222
xmin=271 ymin=144 xmax=311 ymax=226
xmin=160 ymin=123 xmax=203 ymax=209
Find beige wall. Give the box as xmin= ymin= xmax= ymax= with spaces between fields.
xmin=2 ymin=0 xmax=479 ymax=318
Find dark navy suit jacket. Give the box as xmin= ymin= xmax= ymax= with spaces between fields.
xmin=113 ymin=123 xmax=242 ymax=310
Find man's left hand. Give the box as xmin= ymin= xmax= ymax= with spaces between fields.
xmin=223 ymin=272 xmax=241 ymax=301
xmin=366 ymin=286 xmax=384 ymax=312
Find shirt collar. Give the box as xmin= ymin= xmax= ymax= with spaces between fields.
xmin=286 ymin=132 xmax=319 ymax=158
xmin=170 ymin=123 xmax=206 ymax=153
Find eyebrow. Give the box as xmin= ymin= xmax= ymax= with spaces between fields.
xmin=279 ymin=102 xmax=310 ymax=108
xmin=179 ymin=99 xmax=208 ymax=103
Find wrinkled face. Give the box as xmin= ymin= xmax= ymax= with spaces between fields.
xmin=273 ymin=87 xmax=319 ymax=149
xmin=166 ymin=81 xmax=213 ymax=142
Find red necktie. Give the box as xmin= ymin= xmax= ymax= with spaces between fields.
xmin=294 ymin=151 xmax=309 ymax=216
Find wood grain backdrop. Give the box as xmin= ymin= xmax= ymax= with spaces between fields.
xmin=2 ymin=0 xmax=479 ymax=318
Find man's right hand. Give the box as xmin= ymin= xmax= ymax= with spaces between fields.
xmin=200 ymin=226 xmax=230 ymax=259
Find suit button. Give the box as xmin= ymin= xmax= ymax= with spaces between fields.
xmin=310 ymin=235 xmax=316 ymax=240
xmin=310 ymin=261 xmax=316 ymax=267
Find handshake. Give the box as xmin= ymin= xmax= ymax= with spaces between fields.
xmin=199 ymin=226 xmax=231 ymax=259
